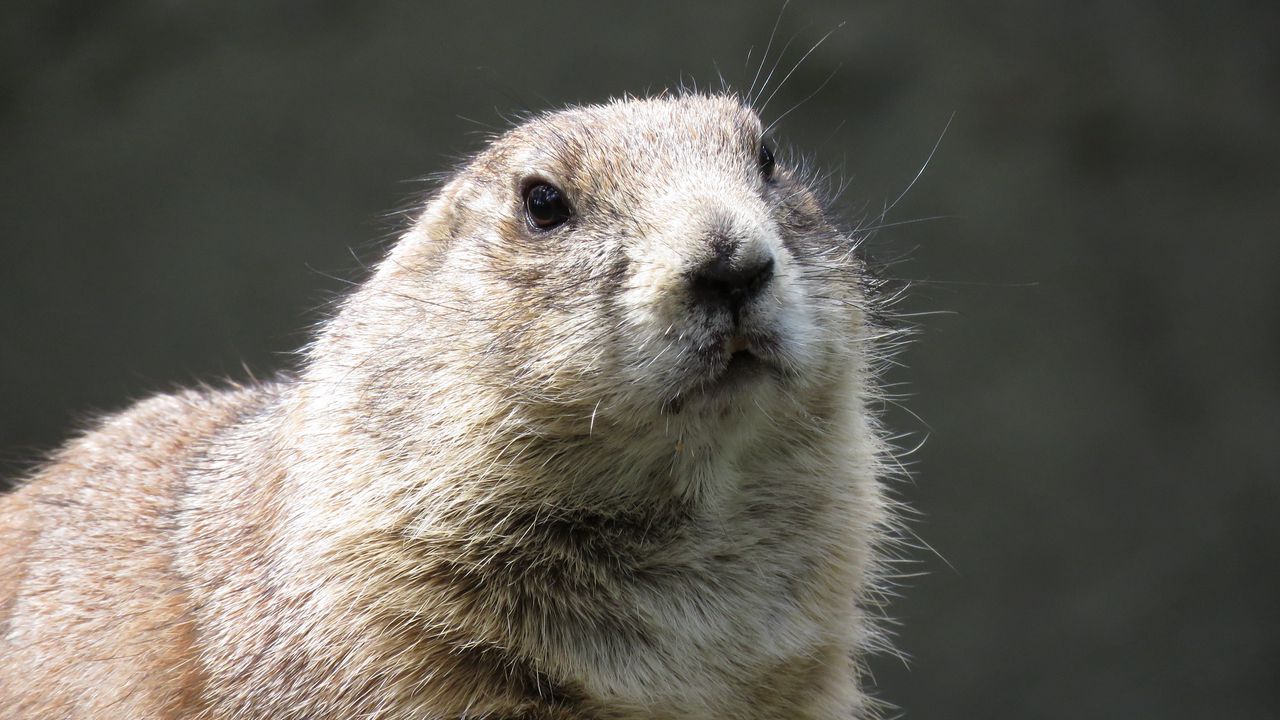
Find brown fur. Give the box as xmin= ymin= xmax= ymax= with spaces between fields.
xmin=1 ymin=95 xmax=897 ymax=719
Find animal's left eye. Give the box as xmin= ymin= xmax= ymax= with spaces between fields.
xmin=523 ymin=182 xmax=573 ymax=230
xmin=758 ymin=141 xmax=776 ymax=181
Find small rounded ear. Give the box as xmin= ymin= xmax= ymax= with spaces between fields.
xmin=416 ymin=179 xmax=462 ymax=238
xmin=385 ymin=179 xmax=463 ymax=267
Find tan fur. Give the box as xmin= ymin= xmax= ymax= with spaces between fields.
xmin=1 ymin=95 xmax=897 ymax=719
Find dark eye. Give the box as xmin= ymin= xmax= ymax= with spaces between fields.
xmin=758 ymin=141 xmax=776 ymax=181
xmin=523 ymin=182 xmax=572 ymax=230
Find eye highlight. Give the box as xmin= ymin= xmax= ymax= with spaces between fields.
xmin=523 ymin=182 xmax=573 ymax=230
xmin=758 ymin=141 xmax=776 ymax=181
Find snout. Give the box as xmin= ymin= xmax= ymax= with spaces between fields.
xmin=688 ymin=238 xmax=775 ymax=322
xmin=680 ymin=205 xmax=782 ymax=328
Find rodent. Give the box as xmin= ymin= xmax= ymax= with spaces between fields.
xmin=0 ymin=93 xmax=898 ymax=719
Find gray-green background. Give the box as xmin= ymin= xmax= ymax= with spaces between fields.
xmin=3 ymin=1 xmax=1277 ymax=717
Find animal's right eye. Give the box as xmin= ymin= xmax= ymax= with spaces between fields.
xmin=758 ymin=141 xmax=776 ymax=182
xmin=523 ymin=182 xmax=573 ymax=230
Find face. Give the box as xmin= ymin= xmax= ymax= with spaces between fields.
xmin=403 ymin=95 xmax=871 ymax=437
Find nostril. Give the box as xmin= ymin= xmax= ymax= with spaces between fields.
xmin=745 ymin=257 xmax=775 ymax=292
xmin=690 ymin=255 xmax=775 ymax=311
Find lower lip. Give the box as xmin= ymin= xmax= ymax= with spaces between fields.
xmin=664 ymin=351 xmax=771 ymax=414
xmin=718 ymin=351 xmax=765 ymax=386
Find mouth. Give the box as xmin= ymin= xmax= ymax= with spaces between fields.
xmin=658 ymin=331 xmax=790 ymax=415
xmin=720 ymin=341 xmax=765 ymax=385
xmin=692 ymin=333 xmax=777 ymax=396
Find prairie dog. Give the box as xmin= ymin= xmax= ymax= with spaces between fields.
xmin=0 ymin=94 xmax=897 ymax=719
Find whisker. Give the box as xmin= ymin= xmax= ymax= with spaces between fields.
xmin=747 ymin=0 xmax=792 ymax=102
xmin=758 ymin=21 xmax=847 ymax=116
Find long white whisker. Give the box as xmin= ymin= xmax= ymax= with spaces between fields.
xmin=759 ymin=21 xmax=846 ymax=115
xmin=873 ymin=113 xmax=955 ymax=227
xmin=747 ymin=0 xmax=791 ymax=102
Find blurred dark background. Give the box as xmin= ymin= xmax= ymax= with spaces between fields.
xmin=3 ymin=1 xmax=1277 ymax=717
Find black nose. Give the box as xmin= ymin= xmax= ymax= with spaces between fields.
xmin=690 ymin=249 xmax=775 ymax=317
